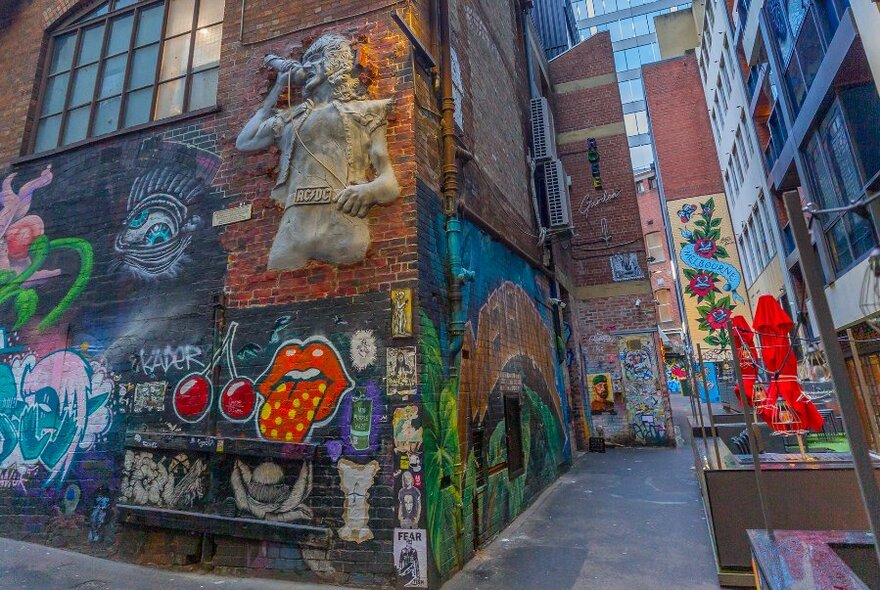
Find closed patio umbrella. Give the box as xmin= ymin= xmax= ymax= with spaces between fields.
xmin=731 ymin=315 xmax=759 ymax=408
xmin=752 ymin=295 xmax=823 ymax=434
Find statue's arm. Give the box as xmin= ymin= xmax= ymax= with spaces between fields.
xmin=335 ymin=126 xmax=401 ymax=218
xmin=235 ymin=74 xmax=288 ymax=152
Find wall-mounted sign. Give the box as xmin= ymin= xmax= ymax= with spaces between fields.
xmin=212 ymin=204 xmax=253 ymax=227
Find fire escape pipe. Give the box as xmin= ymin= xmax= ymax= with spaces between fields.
xmin=438 ymin=0 xmax=474 ymax=366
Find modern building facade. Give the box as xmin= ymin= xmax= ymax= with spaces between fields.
xmin=533 ymin=0 xmax=579 ymax=59
xmin=572 ymin=0 xmax=693 ymax=171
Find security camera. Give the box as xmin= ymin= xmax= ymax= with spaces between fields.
xmin=548 ymin=297 xmax=567 ymax=309
xmin=634 ymin=298 xmax=642 ymax=308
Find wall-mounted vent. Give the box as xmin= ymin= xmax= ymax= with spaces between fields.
xmin=543 ymin=159 xmax=572 ymax=229
xmin=530 ymin=97 xmax=557 ymax=161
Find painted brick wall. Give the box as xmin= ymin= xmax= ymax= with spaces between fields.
xmin=643 ymin=53 xmax=725 ymax=202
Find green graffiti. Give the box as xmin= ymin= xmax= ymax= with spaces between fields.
xmin=0 ymin=235 xmax=93 ymax=331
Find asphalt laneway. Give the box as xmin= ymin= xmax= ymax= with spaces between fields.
xmin=443 ymin=393 xmax=722 ymax=590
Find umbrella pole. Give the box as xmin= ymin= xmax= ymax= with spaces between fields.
xmin=726 ymin=324 xmax=773 ymax=534
xmin=796 ymin=434 xmax=807 ymax=458
xmin=688 ymin=351 xmax=710 ymax=460
xmin=697 ymin=344 xmax=723 ymax=469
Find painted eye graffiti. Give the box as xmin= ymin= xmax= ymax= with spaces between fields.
xmin=115 ymin=166 xmax=205 ymax=279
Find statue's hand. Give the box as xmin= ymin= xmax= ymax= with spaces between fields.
xmin=336 ymin=185 xmax=378 ymax=218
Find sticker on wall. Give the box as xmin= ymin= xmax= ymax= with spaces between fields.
xmin=609 ymin=252 xmax=644 ymax=281
xmin=397 ymin=470 xmax=422 ymax=528
xmin=349 ymin=329 xmax=378 ymax=371
xmin=394 ymin=528 xmax=428 ymax=588
xmin=587 ymin=373 xmax=615 ymax=415
xmin=132 ymin=381 xmax=167 ymax=413
xmin=231 ymin=460 xmax=313 ymax=522
xmin=393 ymin=405 xmax=423 ymax=454
xmin=337 ymin=459 xmax=380 ymax=543
xmin=387 ymin=347 xmax=417 ymax=398
xmin=340 ymin=383 xmax=383 ymax=455
xmin=391 ymin=288 xmax=413 ymax=338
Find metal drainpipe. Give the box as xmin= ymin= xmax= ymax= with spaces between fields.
xmin=439 ymin=0 xmax=473 ymax=366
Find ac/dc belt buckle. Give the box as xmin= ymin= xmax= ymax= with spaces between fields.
xmin=292 ymin=186 xmax=334 ymax=205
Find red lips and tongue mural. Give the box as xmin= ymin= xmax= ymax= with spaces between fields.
xmin=171 ymin=322 xmax=355 ymax=443
xmin=255 ymin=340 xmax=353 ymax=442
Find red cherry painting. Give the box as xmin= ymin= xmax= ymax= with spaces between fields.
xmin=221 ymin=377 xmax=256 ymax=420
xmin=174 ymin=374 xmax=212 ymax=420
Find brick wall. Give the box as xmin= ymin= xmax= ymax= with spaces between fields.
xmin=643 ymin=52 xmax=725 ymax=202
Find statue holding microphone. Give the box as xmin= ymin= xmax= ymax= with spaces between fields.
xmin=236 ymin=34 xmax=400 ymax=270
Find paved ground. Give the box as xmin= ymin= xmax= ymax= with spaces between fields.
xmin=443 ymin=393 xmax=722 ymax=590
xmin=0 ymin=537 xmax=354 ymax=590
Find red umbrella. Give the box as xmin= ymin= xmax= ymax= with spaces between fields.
xmin=731 ymin=315 xmax=759 ymax=407
xmin=752 ymin=295 xmax=823 ymax=433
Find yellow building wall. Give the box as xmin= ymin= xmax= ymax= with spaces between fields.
xmin=747 ymin=260 xmax=786 ymax=304
xmin=666 ymin=194 xmax=753 ymax=351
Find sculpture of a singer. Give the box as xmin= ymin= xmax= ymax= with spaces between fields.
xmin=236 ymin=34 xmax=400 ymax=270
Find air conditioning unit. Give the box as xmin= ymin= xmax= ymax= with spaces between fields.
xmin=543 ymin=159 xmax=572 ymax=229
xmin=530 ymin=97 xmax=557 ymax=161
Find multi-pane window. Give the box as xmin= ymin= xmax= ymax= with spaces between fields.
xmin=759 ymin=194 xmax=778 ymax=258
xmin=719 ymin=54 xmax=732 ymax=96
xmin=717 ymin=75 xmax=729 ymax=111
xmin=735 ymin=127 xmax=749 ymax=170
xmin=645 ymin=231 xmax=666 ymax=262
xmin=731 ymin=144 xmax=745 ymax=186
xmin=624 ymin=110 xmax=650 ymax=136
xmin=655 ymin=289 xmax=673 ymax=323
xmin=34 ymin=0 xmax=224 ymax=153
xmin=738 ymin=235 xmax=754 ymax=284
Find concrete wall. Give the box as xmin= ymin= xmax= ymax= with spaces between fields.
xmin=655 ymin=10 xmax=699 ymax=59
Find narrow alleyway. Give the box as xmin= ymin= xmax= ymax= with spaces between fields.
xmin=443 ymin=394 xmax=721 ymax=590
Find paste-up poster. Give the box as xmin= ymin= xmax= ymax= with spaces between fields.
xmin=394 ymin=528 xmax=428 ymax=587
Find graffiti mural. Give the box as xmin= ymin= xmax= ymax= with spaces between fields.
xmin=339 ymin=383 xmax=382 ymax=455
xmin=667 ymin=195 xmax=751 ymax=348
xmin=0 ymin=168 xmax=93 ymax=331
xmin=231 ymin=460 xmax=312 ymax=522
xmin=337 ymin=459 xmax=379 ymax=543
xmin=618 ymin=335 xmax=668 ymax=445
xmin=0 ymin=349 xmax=113 ymax=488
xmin=119 ymin=451 xmax=206 ymax=508
xmin=588 ymin=373 xmax=615 ymax=414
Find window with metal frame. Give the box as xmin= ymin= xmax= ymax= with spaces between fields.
xmin=645 ymin=231 xmax=666 ymax=262
xmin=33 ymin=0 xmax=224 ymax=154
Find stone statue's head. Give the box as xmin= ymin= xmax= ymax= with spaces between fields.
xmin=301 ymin=34 xmax=364 ymax=101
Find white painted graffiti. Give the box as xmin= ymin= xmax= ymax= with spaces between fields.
xmin=137 ymin=344 xmax=205 ymax=377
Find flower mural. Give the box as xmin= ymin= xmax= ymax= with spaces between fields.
xmin=675 ymin=196 xmax=748 ymax=348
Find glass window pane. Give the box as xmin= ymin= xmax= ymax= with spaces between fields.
xmin=82 ymin=1 xmax=110 ymax=21
xmin=124 ymin=87 xmax=154 ymax=126
xmin=160 ymin=34 xmax=191 ymax=81
xmin=614 ymin=51 xmax=627 ymax=71
xmin=78 ymin=24 xmax=106 ymax=66
xmin=93 ymin=96 xmax=121 ymax=135
xmin=634 ymin=15 xmax=650 ymax=36
xmin=189 ymin=67 xmax=218 ymax=110
xmin=136 ymin=3 xmax=165 ymax=47
xmin=797 ymin=15 xmax=823 ymax=91
xmin=167 ymin=0 xmax=196 ymax=37
xmin=115 ymin=0 xmax=140 ymax=8
xmin=69 ymin=64 xmax=99 ymax=107
xmin=62 ymin=106 xmax=91 ymax=145
xmin=41 ymin=73 xmax=70 ymax=115
xmin=849 ymin=213 xmax=874 ymax=262
xmin=108 ymin=14 xmax=134 ymax=56
xmin=198 ymin=0 xmax=225 ymax=27
xmin=639 ymin=44 xmax=656 ymax=65
xmin=154 ymin=78 xmax=185 ymax=118
xmin=631 ymin=77 xmax=644 ymax=101
xmin=100 ymin=54 xmax=128 ymax=98
xmin=193 ymin=24 xmax=221 ymax=70
xmin=129 ymin=43 xmax=159 ymax=88
xmin=50 ymin=33 xmax=77 ymax=74
xmin=625 ymin=112 xmax=638 ymax=136
xmin=625 ymin=47 xmax=640 ymax=69
xmin=619 ymin=81 xmax=633 ymax=103
xmin=635 ymin=111 xmax=648 ymax=133
xmin=34 ymin=115 xmax=62 ymax=152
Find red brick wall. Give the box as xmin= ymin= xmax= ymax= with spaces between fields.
xmin=550 ymin=34 xmax=652 ymax=288
xmin=643 ymin=52 xmax=725 ymax=202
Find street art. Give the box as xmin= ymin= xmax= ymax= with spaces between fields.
xmin=136 ymin=344 xmax=205 ymax=377
xmin=114 ymin=150 xmax=219 ymax=280
xmin=668 ymin=195 xmax=751 ymax=348
xmin=255 ymin=337 xmax=354 ymax=442
xmin=60 ymin=482 xmax=82 ymax=515
xmin=88 ymin=489 xmax=111 ymax=543
xmin=395 ymin=528 xmax=428 ymax=588
xmin=337 ymin=458 xmax=379 ymax=543
xmin=132 ymin=382 xmax=167 ymax=413
xmin=391 ymin=288 xmax=413 ymax=338
xmin=0 ymin=167 xmax=93 ymax=331
xmin=393 ymin=405 xmax=423 ymax=454
xmin=119 ymin=451 xmax=206 ymax=508
xmin=588 ymin=373 xmax=615 ymax=414
xmin=609 ymin=252 xmax=644 ymax=281
xmin=0 ymin=349 xmax=113 ymax=488
xmin=0 ymin=464 xmax=35 ymax=491
xmin=387 ymin=347 xmax=417 ymax=397
xmin=349 ymin=329 xmax=377 ymax=371
xmin=397 ymin=470 xmax=422 ymax=528
xmin=619 ymin=336 xmax=668 ymax=445
xmin=231 ymin=460 xmax=313 ymax=522
xmin=339 ymin=383 xmax=382 ymax=455
xmin=695 ymin=361 xmax=720 ymax=403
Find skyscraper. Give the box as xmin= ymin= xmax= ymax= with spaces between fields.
xmin=532 ymin=0 xmax=579 ymax=59
xmin=572 ymin=0 xmax=692 ymax=171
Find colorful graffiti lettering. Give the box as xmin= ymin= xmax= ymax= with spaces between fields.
xmin=137 ymin=344 xmax=205 ymax=377
xmin=0 ymin=349 xmax=113 ymax=488
xmin=0 ymin=168 xmax=93 ymax=331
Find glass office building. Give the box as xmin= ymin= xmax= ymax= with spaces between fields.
xmin=572 ymin=0 xmax=692 ymax=171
